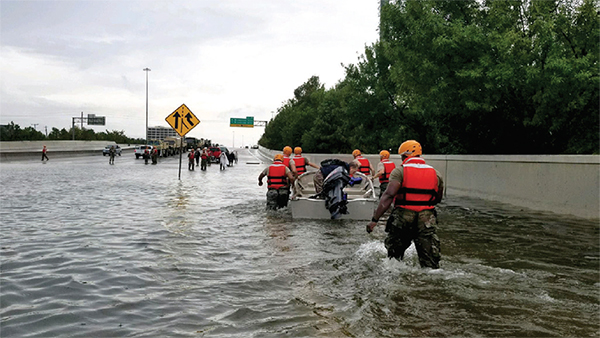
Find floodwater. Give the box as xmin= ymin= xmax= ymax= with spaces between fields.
xmin=1 ymin=149 xmax=598 ymax=337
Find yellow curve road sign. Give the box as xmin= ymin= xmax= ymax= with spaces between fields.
xmin=165 ymin=104 xmax=200 ymax=137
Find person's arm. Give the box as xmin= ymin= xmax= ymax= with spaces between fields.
xmin=289 ymin=160 xmax=297 ymax=176
xmin=286 ymin=170 xmax=295 ymax=185
xmin=307 ymin=161 xmax=320 ymax=169
xmin=367 ymin=180 xmax=400 ymax=233
xmin=372 ymin=166 xmax=384 ymax=180
xmin=258 ymin=168 xmax=268 ymax=186
xmin=435 ymin=171 xmax=444 ymax=204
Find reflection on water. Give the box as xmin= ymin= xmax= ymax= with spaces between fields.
xmin=1 ymin=152 xmax=598 ymax=337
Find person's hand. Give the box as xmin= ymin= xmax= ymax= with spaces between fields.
xmin=366 ymin=221 xmax=377 ymax=233
xmin=258 ymin=181 xmax=263 ymax=186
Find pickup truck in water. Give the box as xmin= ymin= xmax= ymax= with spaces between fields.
xmin=102 ymin=145 xmax=122 ymax=156
xmin=134 ymin=145 xmax=155 ymax=159
xmin=209 ymin=147 xmax=222 ymax=163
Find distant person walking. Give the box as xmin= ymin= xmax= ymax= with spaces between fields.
xmin=151 ymin=147 xmax=159 ymax=165
xmin=188 ymin=150 xmax=195 ymax=171
xmin=195 ymin=147 xmax=201 ymax=167
xmin=144 ymin=147 xmax=150 ymax=165
xmin=41 ymin=145 xmax=49 ymax=161
xmin=109 ymin=146 xmax=116 ymax=165
xmin=200 ymin=147 xmax=209 ymax=171
xmin=219 ymin=151 xmax=229 ymax=170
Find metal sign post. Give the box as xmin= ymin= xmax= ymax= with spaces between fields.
xmin=71 ymin=112 xmax=106 ymax=140
xmin=179 ymin=145 xmax=183 ymax=180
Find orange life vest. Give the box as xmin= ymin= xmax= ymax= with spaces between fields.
xmin=283 ymin=156 xmax=292 ymax=169
xmin=394 ymin=157 xmax=439 ymax=212
xmin=293 ymin=155 xmax=307 ymax=175
xmin=379 ymin=159 xmax=396 ymax=184
xmin=267 ymin=162 xmax=288 ymax=189
xmin=356 ymin=156 xmax=371 ymax=175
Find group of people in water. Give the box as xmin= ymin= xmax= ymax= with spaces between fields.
xmin=188 ymin=147 xmax=237 ymax=171
xmin=258 ymin=140 xmax=445 ymax=269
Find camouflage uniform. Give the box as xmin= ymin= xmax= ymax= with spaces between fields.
xmin=266 ymin=187 xmax=290 ymax=210
xmin=260 ymin=165 xmax=292 ymax=210
xmin=385 ymin=207 xmax=440 ymax=268
xmin=383 ymin=164 xmax=444 ymax=269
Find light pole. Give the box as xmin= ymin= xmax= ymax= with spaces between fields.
xmin=143 ymin=68 xmax=151 ymax=146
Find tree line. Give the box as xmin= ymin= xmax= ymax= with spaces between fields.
xmin=0 ymin=122 xmax=145 ymax=144
xmin=259 ymin=0 xmax=598 ymax=154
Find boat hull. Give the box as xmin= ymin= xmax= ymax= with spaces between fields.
xmin=290 ymin=197 xmax=377 ymax=220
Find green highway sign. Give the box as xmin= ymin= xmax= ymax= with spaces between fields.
xmin=87 ymin=114 xmax=105 ymax=126
xmin=230 ymin=116 xmax=254 ymax=128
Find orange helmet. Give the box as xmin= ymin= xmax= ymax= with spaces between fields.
xmin=283 ymin=146 xmax=292 ymax=155
xmin=379 ymin=150 xmax=390 ymax=159
xmin=352 ymin=149 xmax=361 ymax=157
xmin=398 ymin=140 xmax=422 ymax=157
xmin=274 ymin=154 xmax=284 ymax=162
xmin=294 ymin=147 xmax=302 ymax=155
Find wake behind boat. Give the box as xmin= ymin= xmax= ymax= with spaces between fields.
xmin=290 ymin=171 xmax=377 ymax=220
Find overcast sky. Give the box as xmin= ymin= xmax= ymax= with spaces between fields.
xmin=1 ymin=1 xmax=380 ymax=146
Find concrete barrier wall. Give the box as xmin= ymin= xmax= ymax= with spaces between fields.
xmin=0 ymin=140 xmax=116 ymax=152
xmin=0 ymin=141 xmax=132 ymax=162
xmin=258 ymin=147 xmax=600 ymax=220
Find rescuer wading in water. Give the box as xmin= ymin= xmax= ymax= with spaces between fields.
xmin=258 ymin=154 xmax=295 ymax=210
xmin=367 ymin=140 xmax=444 ymax=269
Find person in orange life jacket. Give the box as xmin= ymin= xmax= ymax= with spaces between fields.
xmin=188 ymin=150 xmax=195 ymax=171
xmin=352 ymin=149 xmax=374 ymax=176
xmin=372 ymin=150 xmax=396 ymax=198
xmin=292 ymin=147 xmax=320 ymax=177
xmin=200 ymin=147 xmax=209 ymax=171
xmin=258 ymin=154 xmax=295 ymax=210
xmin=144 ymin=147 xmax=150 ymax=164
xmin=282 ymin=146 xmax=297 ymax=176
xmin=367 ymin=140 xmax=444 ymax=269
xmin=151 ymin=147 xmax=159 ymax=164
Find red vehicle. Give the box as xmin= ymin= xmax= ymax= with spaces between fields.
xmin=210 ymin=147 xmax=221 ymax=163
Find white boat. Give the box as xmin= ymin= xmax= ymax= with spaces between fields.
xmin=290 ymin=171 xmax=378 ymax=220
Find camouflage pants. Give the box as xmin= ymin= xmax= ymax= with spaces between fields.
xmin=384 ymin=208 xmax=440 ymax=269
xmin=266 ymin=187 xmax=290 ymax=210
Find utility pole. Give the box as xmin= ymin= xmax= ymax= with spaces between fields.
xmin=31 ymin=123 xmax=39 ymax=130
xmin=143 ymin=68 xmax=151 ymax=146
xmin=44 ymin=126 xmax=48 ymax=137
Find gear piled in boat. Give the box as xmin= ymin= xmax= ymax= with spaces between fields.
xmin=314 ymin=166 xmax=362 ymax=219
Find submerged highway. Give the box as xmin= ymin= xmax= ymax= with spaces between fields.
xmin=1 ymin=149 xmax=598 ymax=337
